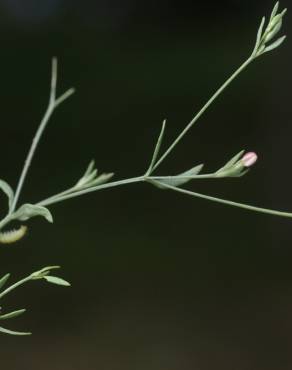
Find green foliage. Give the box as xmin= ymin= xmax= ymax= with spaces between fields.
xmin=0 ymin=267 xmax=70 ymax=335
xmin=0 ymin=2 xmax=290 ymax=335
xmin=252 ymin=2 xmax=287 ymax=57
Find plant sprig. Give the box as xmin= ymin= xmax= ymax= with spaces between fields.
xmin=0 ymin=2 xmax=289 ymax=236
xmin=0 ymin=2 xmax=290 ymax=335
xmin=0 ymin=267 xmax=70 ymax=335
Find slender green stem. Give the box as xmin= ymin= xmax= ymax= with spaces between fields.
xmin=152 ymin=56 xmax=254 ymax=171
xmin=0 ymin=276 xmax=32 ymax=300
xmin=37 ymin=186 xmax=76 ymax=206
xmin=0 ymin=215 xmax=13 ymax=231
xmin=10 ymin=103 xmax=54 ymax=213
xmin=55 ymin=88 xmax=75 ymax=108
xmin=146 ymin=119 xmax=166 ymax=175
xmin=150 ymin=180 xmax=292 ymax=218
xmin=150 ymin=174 xmax=215 ymax=180
xmin=37 ymin=176 xmax=145 ymax=207
xmin=10 ymin=59 xmax=74 ymax=213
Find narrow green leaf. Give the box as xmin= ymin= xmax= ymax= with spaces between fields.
xmin=0 ymin=309 xmax=26 ymax=320
xmin=264 ymin=35 xmax=286 ymax=52
xmin=220 ymin=150 xmax=245 ymax=170
xmin=12 ymin=204 xmax=53 ymax=223
xmin=147 ymin=119 xmax=166 ymax=174
xmin=270 ymin=2 xmax=279 ymax=20
xmin=44 ymin=276 xmax=71 ymax=286
xmin=0 ymin=325 xmax=31 ymax=336
xmin=0 ymin=274 xmax=10 ymax=290
xmin=271 ymin=9 xmax=287 ymax=25
xmin=254 ymin=17 xmax=265 ymax=54
xmin=265 ymin=19 xmax=283 ymax=43
xmin=83 ymin=160 xmax=95 ymax=177
xmin=90 ymin=173 xmax=114 ymax=187
xmin=0 ymin=179 xmax=14 ymax=211
xmin=154 ymin=164 xmax=204 ymax=188
xmin=30 ymin=266 xmax=60 ymax=280
xmin=85 ymin=169 xmax=98 ymax=183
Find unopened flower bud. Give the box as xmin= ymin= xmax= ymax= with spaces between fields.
xmin=215 ymin=151 xmax=258 ymax=178
xmin=241 ymin=152 xmax=258 ymax=167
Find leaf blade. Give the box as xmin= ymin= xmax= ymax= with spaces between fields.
xmin=0 ymin=325 xmax=31 ymax=336
xmin=0 ymin=274 xmax=10 ymax=290
xmin=12 ymin=204 xmax=53 ymax=223
xmin=253 ymin=16 xmax=266 ymax=55
xmin=154 ymin=164 xmax=204 ymax=188
xmin=0 ymin=309 xmax=26 ymax=320
xmin=147 ymin=119 xmax=167 ymax=174
xmin=44 ymin=276 xmax=71 ymax=286
xmin=264 ymin=35 xmax=286 ymax=52
xmin=0 ymin=179 xmax=14 ymax=211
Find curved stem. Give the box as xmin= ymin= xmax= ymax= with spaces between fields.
xmin=150 ymin=180 xmax=292 ymax=218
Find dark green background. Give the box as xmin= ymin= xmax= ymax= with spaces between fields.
xmin=1 ymin=0 xmax=292 ymax=369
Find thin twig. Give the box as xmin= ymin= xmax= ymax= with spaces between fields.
xmin=150 ymin=180 xmax=292 ymax=218
xmin=10 ymin=58 xmax=75 ymax=213
xmin=152 ymin=56 xmax=253 ymax=171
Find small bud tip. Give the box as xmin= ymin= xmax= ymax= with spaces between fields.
xmin=241 ymin=152 xmax=258 ymax=167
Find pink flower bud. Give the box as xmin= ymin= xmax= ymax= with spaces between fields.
xmin=241 ymin=152 xmax=258 ymax=167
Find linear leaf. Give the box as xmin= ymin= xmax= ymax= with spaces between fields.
xmin=0 ymin=309 xmax=26 ymax=320
xmin=147 ymin=119 xmax=166 ymax=174
xmin=12 ymin=204 xmax=53 ymax=223
xmin=220 ymin=150 xmax=245 ymax=170
xmin=0 ymin=274 xmax=10 ymax=290
xmin=0 ymin=325 xmax=31 ymax=336
xmin=90 ymin=173 xmax=114 ymax=187
xmin=154 ymin=164 xmax=204 ymax=188
xmin=0 ymin=179 xmax=14 ymax=211
xmin=270 ymin=2 xmax=279 ymax=20
xmin=254 ymin=17 xmax=266 ymax=54
xmin=83 ymin=160 xmax=95 ymax=177
xmin=264 ymin=35 xmax=286 ymax=52
xmin=44 ymin=276 xmax=71 ymax=286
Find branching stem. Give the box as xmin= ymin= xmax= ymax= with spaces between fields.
xmin=10 ymin=58 xmax=75 ymax=213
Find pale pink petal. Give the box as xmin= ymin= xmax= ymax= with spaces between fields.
xmin=241 ymin=152 xmax=258 ymax=167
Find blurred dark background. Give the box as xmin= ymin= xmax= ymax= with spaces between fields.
xmin=1 ymin=0 xmax=292 ymax=369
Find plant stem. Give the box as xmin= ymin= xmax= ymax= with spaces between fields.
xmin=37 ymin=186 xmax=76 ymax=206
xmin=10 ymin=104 xmax=54 ymax=213
xmin=150 ymin=180 xmax=292 ymax=218
xmin=152 ymin=56 xmax=254 ymax=171
xmin=0 ymin=275 xmax=32 ymax=300
xmin=0 ymin=215 xmax=12 ymax=231
xmin=10 ymin=59 xmax=74 ymax=213
xmin=150 ymin=174 xmax=215 ymax=180
xmin=37 ymin=176 xmax=145 ymax=207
